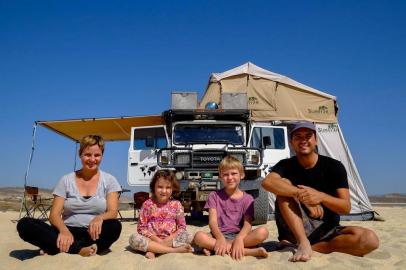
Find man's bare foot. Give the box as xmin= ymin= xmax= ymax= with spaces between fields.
xmin=145 ymin=251 xmax=156 ymax=259
xmin=79 ymin=244 xmax=97 ymax=257
xmin=174 ymin=244 xmax=194 ymax=253
xmin=289 ymin=240 xmax=312 ymax=262
xmin=245 ymin=247 xmax=268 ymax=258
xmin=202 ymin=248 xmax=212 ymax=256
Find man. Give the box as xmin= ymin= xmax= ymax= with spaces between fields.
xmin=262 ymin=121 xmax=378 ymax=262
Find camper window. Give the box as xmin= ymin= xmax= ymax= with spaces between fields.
xmin=133 ymin=127 xmax=167 ymax=150
xmin=250 ymin=127 xmax=285 ymax=149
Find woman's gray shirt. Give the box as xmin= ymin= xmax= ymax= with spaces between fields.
xmin=53 ymin=170 xmax=121 ymax=228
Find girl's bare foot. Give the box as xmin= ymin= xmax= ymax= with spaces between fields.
xmin=79 ymin=244 xmax=97 ymax=257
xmin=145 ymin=251 xmax=156 ymax=259
xmin=174 ymin=244 xmax=194 ymax=253
xmin=202 ymin=248 xmax=212 ymax=256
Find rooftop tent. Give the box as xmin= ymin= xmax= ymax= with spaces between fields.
xmin=200 ymin=62 xmax=374 ymax=220
xmin=37 ymin=115 xmax=164 ymax=142
xmin=200 ymin=62 xmax=337 ymax=123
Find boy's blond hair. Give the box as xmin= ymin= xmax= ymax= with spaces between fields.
xmin=218 ymin=156 xmax=244 ymax=174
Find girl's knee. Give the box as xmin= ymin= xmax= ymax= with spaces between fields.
xmin=129 ymin=233 xmax=148 ymax=252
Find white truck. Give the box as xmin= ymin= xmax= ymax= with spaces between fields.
xmin=127 ymin=94 xmax=290 ymax=224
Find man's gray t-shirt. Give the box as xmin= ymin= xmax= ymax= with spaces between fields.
xmin=53 ymin=170 xmax=121 ymax=228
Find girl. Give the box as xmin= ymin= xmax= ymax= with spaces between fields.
xmin=129 ymin=170 xmax=193 ymax=259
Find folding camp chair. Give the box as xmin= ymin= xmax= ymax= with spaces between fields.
xmin=20 ymin=186 xmax=53 ymax=220
xmin=117 ymin=188 xmax=131 ymax=220
xmin=130 ymin=192 xmax=149 ymax=220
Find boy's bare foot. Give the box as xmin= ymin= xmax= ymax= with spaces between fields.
xmin=79 ymin=244 xmax=97 ymax=257
xmin=145 ymin=251 xmax=156 ymax=259
xmin=242 ymin=246 xmax=268 ymax=258
xmin=202 ymin=248 xmax=211 ymax=256
xmin=289 ymin=241 xmax=312 ymax=262
xmin=174 ymin=244 xmax=194 ymax=253
xmin=256 ymin=247 xmax=268 ymax=258
xmin=245 ymin=247 xmax=268 ymax=258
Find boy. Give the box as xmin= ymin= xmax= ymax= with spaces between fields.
xmin=194 ymin=156 xmax=269 ymax=260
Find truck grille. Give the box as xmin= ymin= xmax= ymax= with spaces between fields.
xmin=192 ymin=151 xmax=226 ymax=167
xmin=157 ymin=147 xmax=261 ymax=168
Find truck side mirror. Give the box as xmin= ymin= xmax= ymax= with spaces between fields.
xmin=263 ymin=136 xmax=272 ymax=148
xmin=145 ymin=136 xmax=155 ymax=148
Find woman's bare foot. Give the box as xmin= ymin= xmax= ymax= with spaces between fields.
xmin=145 ymin=251 xmax=156 ymax=259
xmin=202 ymin=248 xmax=212 ymax=256
xmin=79 ymin=244 xmax=98 ymax=257
xmin=245 ymin=247 xmax=268 ymax=258
xmin=289 ymin=240 xmax=312 ymax=262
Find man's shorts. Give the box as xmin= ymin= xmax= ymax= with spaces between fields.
xmin=129 ymin=230 xmax=194 ymax=252
xmin=275 ymin=201 xmax=345 ymax=245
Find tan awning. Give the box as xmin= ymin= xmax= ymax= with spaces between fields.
xmin=37 ymin=115 xmax=164 ymax=142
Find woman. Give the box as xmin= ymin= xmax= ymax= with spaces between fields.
xmin=17 ymin=135 xmax=122 ymax=256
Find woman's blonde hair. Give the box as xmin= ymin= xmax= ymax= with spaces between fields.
xmin=79 ymin=135 xmax=105 ymax=156
xmin=218 ymin=156 xmax=244 ymax=174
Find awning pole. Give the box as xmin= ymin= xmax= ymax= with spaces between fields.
xmin=73 ymin=142 xmax=78 ymax=171
xmin=19 ymin=123 xmax=38 ymax=219
xmin=23 ymin=123 xmax=38 ymax=187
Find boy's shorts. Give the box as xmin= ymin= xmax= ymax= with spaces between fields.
xmin=129 ymin=230 xmax=194 ymax=252
xmin=210 ymin=231 xmax=238 ymax=241
xmin=275 ymin=202 xmax=346 ymax=245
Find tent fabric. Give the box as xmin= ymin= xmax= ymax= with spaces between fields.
xmin=37 ymin=115 xmax=164 ymax=142
xmin=200 ymin=62 xmax=337 ymax=123
xmin=315 ymin=123 xmax=373 ymax=214
xmin=209 ymin=62 xmax=336 ymax=99
xmin=200 ymin=62 xmax=373 ymax=218
xmin=265 ymin=123 xmax=373 ymax=216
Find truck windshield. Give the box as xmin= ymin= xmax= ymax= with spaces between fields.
xmin=174 ymin=124 xmax=244 ymax=145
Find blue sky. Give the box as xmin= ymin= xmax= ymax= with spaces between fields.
xmin=1 ymin=1 xmax=405 ymax=195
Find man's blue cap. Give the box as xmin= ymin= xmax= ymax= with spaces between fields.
xmin=289 ymin=121 xmax=316 ymax=137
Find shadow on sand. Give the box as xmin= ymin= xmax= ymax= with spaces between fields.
xmin=9 ymin=249 xmax=40 ymax=261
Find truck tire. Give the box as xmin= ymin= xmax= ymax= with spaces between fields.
xmin=253 ymin=180 xmax=269 ymax=225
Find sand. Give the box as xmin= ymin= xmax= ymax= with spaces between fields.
xmin=1 ymin=206 xmax=405 ymax=270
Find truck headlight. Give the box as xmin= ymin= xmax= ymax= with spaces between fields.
xmin=159 ymin=150 xmax=170 ymax=165
xmin=248 ymin=153 xmax=259 ymax=164
xmin=175 ymin=153 xmax=191 ymax=165
xmin=246 ymin=150 xmax=261 ymax=166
